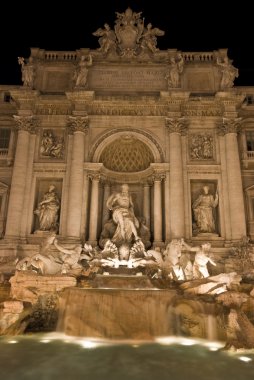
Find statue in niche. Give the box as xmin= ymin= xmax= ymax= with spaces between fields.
xmin=34 ymin=185 xmax=60 ymax=232
xmin=106 ymin=184 xmax=140 ymax=246
xmin=73 ymin=54 xmax=93 ymax=88
xmin=40 ymin=130 xmax=64 ymax=159
xmin=18 ymin=56 xmax=35 ymax=88
xmin=192 ymin=185 xmax=219 ymax=235
xmin=165 ymin=54 xmax=184 ymax=88
xmin=216 ymin=56 xmax=239 ymax=89
xmin=93 ymin=24 xmax=117 ymax=54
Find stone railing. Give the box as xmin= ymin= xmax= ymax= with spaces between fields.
xmin=182 ymin=52 xmax=215 ymax=62
xmin=242 ymin=151 xmax=254 ymax=160
xmin=44 ymin=51 xmax=78 ymax=61
xmin=242 ymin=150 xmax=254 ymax=168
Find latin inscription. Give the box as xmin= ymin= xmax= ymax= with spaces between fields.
xmin=89 ymin=67 xmax=166 ymax=91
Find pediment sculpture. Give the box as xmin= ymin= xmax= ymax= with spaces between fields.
xmin=93 ymin=7 xmax=164 ymax=57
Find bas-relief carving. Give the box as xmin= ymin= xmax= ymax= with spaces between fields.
xmin=189 ymin=133 xmax=214 ymax=160
xmin=40 ymin=129 xmax=65 ymax=159
xmin=93 ymin=8 xmax=164 ymax=57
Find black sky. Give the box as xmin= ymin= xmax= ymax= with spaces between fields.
xmin=1 ymin=0 xmax=254 ymax=86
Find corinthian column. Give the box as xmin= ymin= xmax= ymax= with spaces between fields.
xmin=102 ymin=180 xmax=111 ymax=227
xmin=166 ymin=118 xmax=186 ymax=238
xmin=153 ymin=174 xmax=164 ymax=245
xmin=88 ymin=174 xmax=100 ymax=245
xmin=5 ymin=116 xmax=36 ymax=238
xmin=66 ymin=116 xmax=89 ymax=239
xmin=143 ymin=181 xmax=151 ymax=229
xmin=218 ymin=118 xmax=246 ymax=239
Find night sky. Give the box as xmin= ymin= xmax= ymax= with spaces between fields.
xmin=1 ymin=0 xmax=253 ymax=86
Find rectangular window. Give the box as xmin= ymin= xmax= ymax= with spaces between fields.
xmin=0 ymin=128 xmax=11 ymax=151
xmin=246 ymin=131 xmax=254 ymax=151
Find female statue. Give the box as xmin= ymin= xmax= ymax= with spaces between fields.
xmin=34 ymin=185 xmax=60 ymax=231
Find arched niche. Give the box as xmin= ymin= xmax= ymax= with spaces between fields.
xmin=90 ymin=129 xmax=164 ymax=164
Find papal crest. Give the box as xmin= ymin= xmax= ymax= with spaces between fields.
xmin=93 ymin=7 xmax=164 ymax=57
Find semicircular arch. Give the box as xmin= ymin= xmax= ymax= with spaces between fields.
xmin=90 ymin=128 xmax=164 ymax=163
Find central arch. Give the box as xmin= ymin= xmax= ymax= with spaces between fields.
xmin=90 ymin=128 xmax=164 ymax=163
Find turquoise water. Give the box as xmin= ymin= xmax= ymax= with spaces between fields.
xmin=0 ymin=334 xmax=254 ymax=380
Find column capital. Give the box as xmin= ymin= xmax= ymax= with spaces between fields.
xmin=88 ymin=172 xmax=101 ymax=182
xmin=152 ymin=173 xmax=166 ymax=182
xmin=165 ymin=117 xmax=187 ymax=135
xmin=100 ymin=176 xmax=112 ymax=186
xmin=217 ymin=117 xmax=242 ymax=136
xmin=68 ymin=115 xmax=89 ymax=134
xmin=13 ymin=115 xmax=38 ymax=133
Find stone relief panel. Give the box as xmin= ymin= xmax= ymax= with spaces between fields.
xmin=190 ymin=180 xmax=219 ymax=237
xmin=33 ymin=179 xmax=62 ymax=234
xmin=189 ymin=133 xmax=214 ymax=161
xmin=39 ymin=129 xmax=65 ymax=160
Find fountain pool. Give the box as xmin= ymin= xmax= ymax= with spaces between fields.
xmin=1 ymin=334 xmax=254 ymax=380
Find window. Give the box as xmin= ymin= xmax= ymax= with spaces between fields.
xmin=246 ymin=131 xmax=254 ymax=151
xmin=0 ymin=128 xmax=11 ymax=150
xmin=4 ymin=93 xmax=11 ymax=102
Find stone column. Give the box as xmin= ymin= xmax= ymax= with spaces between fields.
xmin=143 ymin=182 xmax=151 ymax=229
xmin=166 ymin=118 xmax=186 ymax=238
xmin=153 ymin=174 xmax=164 ymax=245
xmin=219 ymin=118 xmax=246 ymax=239
xmin=20 ymin=132 xmax=36 ymax=238
xmin=5 ymin=116 xmax=36 ymax=238
xmin=66 ymin=116 xmax=89 ymax=239
xmin=102 ymin=180 xmax=111 ymax=227
xmin=88 ymin=174 xmax=100 ymax=245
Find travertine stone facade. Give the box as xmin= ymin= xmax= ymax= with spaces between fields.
xmin=0 ymin=9 xmax=252 ymax=258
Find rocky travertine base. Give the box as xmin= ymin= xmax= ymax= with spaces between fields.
xmin=10 ymin=271 xmax=77 ymax=304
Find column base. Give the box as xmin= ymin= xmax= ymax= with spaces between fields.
xmin=87 ymin=240 xmax=99 ymax=247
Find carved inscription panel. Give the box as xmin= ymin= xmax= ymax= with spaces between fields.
xmin=89 ymin=66 xmax=167 ymax=91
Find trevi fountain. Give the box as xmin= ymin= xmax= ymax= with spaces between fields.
xmin=0 ymin=7 xmax=254 ymax=380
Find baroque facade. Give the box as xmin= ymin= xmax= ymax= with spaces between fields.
xmin=0 ymin=8 xmax=253 ymax=260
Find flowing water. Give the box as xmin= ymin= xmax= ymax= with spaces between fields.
xmin=1 ymin=333 xmax=254 ymax=380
